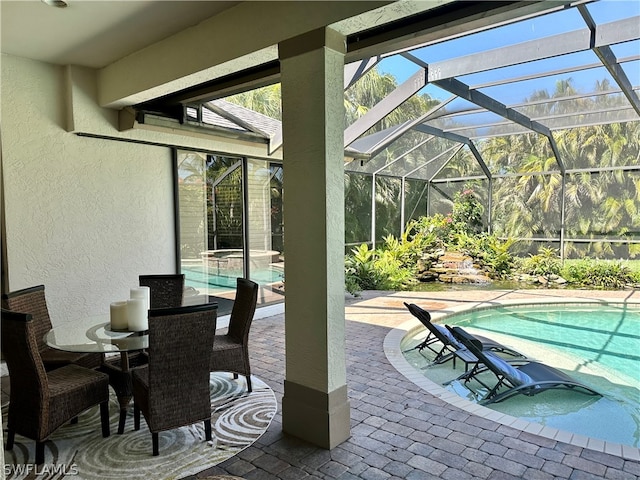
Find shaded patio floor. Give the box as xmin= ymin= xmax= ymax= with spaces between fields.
xmin=193 ymin=287 xmax=640 ymax=480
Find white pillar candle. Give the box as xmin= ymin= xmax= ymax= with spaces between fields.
xmin=127 ymin=297 xmax=148 ymax=331
xmin=130 ymin=286 xmax=151 ymax=311
xmin=110 ymin=301 xmax=129 ymax=331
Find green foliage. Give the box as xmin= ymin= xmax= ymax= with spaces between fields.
xmin=344 ymin=183 xmax=638 ymax=293
xmin=457 ymin=233 xmax=515 ymax=278
xmin=522 ymin=247 xmax=562 ymax=276
xmin=406 ymin=214 xmax=456 ymax=248
xmin=344 ymin=243 xmax=416 ymax=295
xmin=345 ymin=188 xmax=518 ymax=292
xmin=381 ymin=232 xmax=422 ymax=270
xmin=451 ymin=189 xmax=484 ymax=235
xmin=561 ymin=259 xmax=635 ymax=289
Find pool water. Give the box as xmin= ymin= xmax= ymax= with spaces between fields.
xmin=183 ymin=264 xmax=284 ymax=291
xmin=402 ymin=303 xmax=640 ymax=447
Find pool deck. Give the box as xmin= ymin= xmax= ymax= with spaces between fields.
xmin=196 ymin=287 xmax=640 ymax=480
xmin=4 ymin=288 xmax=637 ymax=479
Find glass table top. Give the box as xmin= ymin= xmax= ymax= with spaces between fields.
xmin=45 ymin=315 xmax=148 ymax=353
xmin=44 ymin=297 xmax=217 ymax=354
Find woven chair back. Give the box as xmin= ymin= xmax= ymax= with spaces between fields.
xmin=2 ymin=285 xmax=52 ymax=353
xmin=1 ymin=309 xmax=49 ymax=438
xmin=146 ymin=303 xmax=217 ymax=431
xmin=228 ymin=278 xmax=258 ymax=342
xmin=139 ymin=274 xmax=185 ymax=308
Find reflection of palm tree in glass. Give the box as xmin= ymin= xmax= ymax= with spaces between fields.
xmin=206 ymin=156 xmax=244 ymax=250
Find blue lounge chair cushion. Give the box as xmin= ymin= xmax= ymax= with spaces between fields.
xmin=484 ymin=352 xmax=533 ymax=386
xmin=432 ymin=323 xmax=463 ymax=349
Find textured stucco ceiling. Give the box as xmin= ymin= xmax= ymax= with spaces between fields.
xmin=0 ymin=1 xmax=240 ymax=68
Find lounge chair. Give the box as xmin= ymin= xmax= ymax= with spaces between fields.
xmin=447 ymin=326 xmax=602 ymax=405
xmin=404 ymin=303 xmax=524 ymax=367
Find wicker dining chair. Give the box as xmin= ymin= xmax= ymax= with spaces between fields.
xmin=132 ymin=302 xmax=218 ymax=456
xmin=1 ymin=285 xmax=103 ymax=371
xmin=139 ymin=274 xmax=185 ymax=308
xmin=209 ymin=278 xmax=258 ymax=392
xmin=1 ymin=309 xmax=111 ymax=465
xmin=99 ymin=273 xmax=186 ymax=433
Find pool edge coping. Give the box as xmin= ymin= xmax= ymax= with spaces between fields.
xmin=383 ymin=297 xmax=640 ymax=462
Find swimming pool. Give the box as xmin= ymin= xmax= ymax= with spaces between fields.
xmin=182 ymin=263 xmax=284 ymax=291
xmin=402 ymin=303 xmax=640 ymax=448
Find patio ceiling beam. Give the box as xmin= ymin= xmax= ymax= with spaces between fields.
xmin=123 ymin=1 xmax=570 ymax=113
xmin=578 ymin=5 xmax=640 ymax=117
xmin=135 ymin=60 xmax=281 ymax=118
xmin=344 ymin=68 xmax=427 ymax=147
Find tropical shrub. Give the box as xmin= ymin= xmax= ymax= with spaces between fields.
xmin=344 ymin=182 xmax=637 ymax=293
xmin=345 ymin=243 xmax=416 ymax=295
xmin=451 ymin=188 xmax=484 ymax=235
xmin=561 ymin=259 xmax=635 ymax=289
xmin=406 ymin=213 xmax=455 ymax=248
xmin=521 ymin=247 xmax=562 ymax=277
xmin=459 ymin=233 xmax=516 ymax=278
xmin=381 ymin=231 xmax=424 ymax=269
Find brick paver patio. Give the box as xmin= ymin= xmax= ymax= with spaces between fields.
xmin=194 ymin=289 xmax=640 ymax=480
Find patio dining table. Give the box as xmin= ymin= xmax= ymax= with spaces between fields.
xmin=44 ymin=295 xmax=217 ymax=434
xmin=45 ymin=315 xmax=148 ymax=434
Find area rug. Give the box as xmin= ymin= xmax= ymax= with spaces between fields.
xmin=2 ymin=373 xmax=277 ymax=480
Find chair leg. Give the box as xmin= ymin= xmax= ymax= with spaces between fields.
xmin=204 ymin=419 xmax=212 ymax=442
xmin=5 ymin=429 xmax=15 ymax=450
xmin=246 ymin=375 xmax=252 ymax=393
xmin=118 ymin=409 xmax=127 ymax=435
xmin=35 ymin=442 xmax=45 ymax=465
xmin=100 ymin=401 xmax=110 ymax=437
xmin=134 ymin=403 xmax=140 ymax=431
xmin=233 ymin=373 xmax=239 ymax=379
xmin=152 ymin=433 xmax=159 ymax=456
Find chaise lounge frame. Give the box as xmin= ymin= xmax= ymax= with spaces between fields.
xmin=447 ymin=326 xmax=602 ymax=405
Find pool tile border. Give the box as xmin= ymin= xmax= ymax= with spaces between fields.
xmin=383 ymin=297 xmax=640 ymax=462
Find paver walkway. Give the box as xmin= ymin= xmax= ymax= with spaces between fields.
xmin=194 ymin=288 xmax=640 ymax=480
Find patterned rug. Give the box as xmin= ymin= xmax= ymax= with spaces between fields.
xmin=2 ymin=373 xmax=277 ymax=479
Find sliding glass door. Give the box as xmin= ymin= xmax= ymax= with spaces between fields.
xmin=245 ymin=159 xmax=284 ymax=304
xmin=176 ymin=150 xmax=284 ymax=310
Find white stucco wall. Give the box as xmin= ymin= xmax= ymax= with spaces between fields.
xmin=1 ymin=54 xmax=176 ymax=324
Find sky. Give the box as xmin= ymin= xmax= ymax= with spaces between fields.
xmin=376 ymin=0 xmax=640 ymax=102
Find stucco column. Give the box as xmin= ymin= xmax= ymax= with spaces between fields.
xmin=279 ymin=27 xmax=349 ymax=449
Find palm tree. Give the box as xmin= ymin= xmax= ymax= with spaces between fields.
xmin=226 ymin=84 xmax=282 ymax=119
